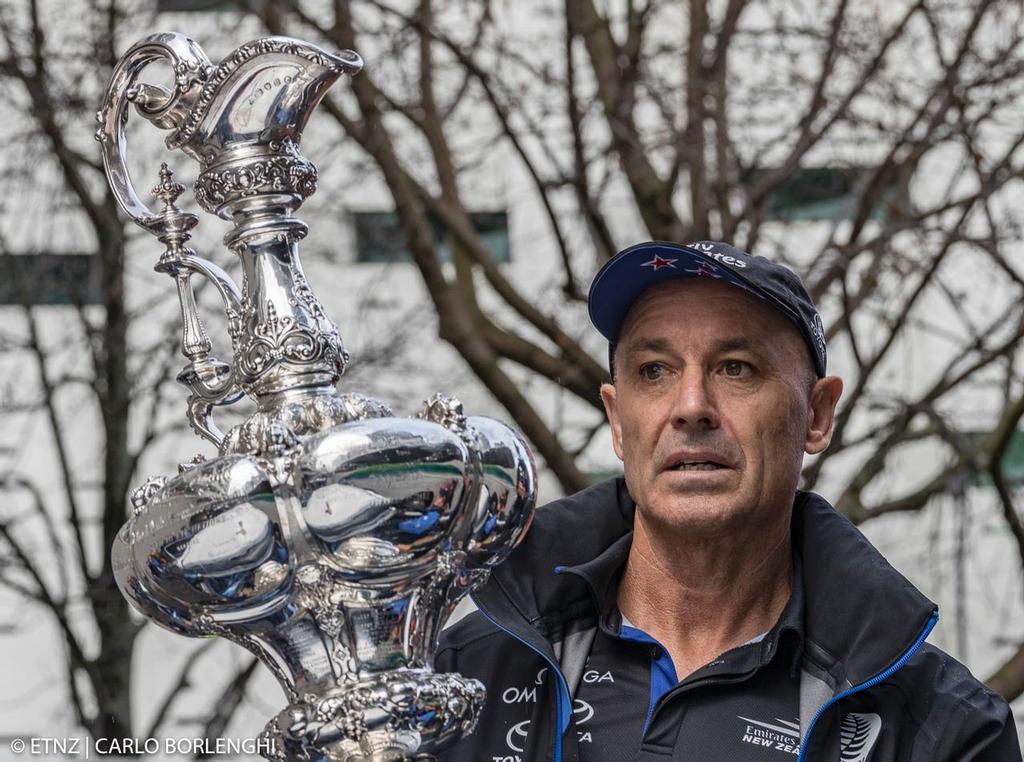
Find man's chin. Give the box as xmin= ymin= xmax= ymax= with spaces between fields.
xmin=640 ymin=491 xmax=753 ymax=535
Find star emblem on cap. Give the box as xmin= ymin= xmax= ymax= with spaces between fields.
xmin=640 ymin=254 xmax=677 ymax=271
xmin=686 ymin=261 xmax=721 ymax=278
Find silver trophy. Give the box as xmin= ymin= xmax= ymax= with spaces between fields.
xmin=96 ymin=34 xmax=537 ymax=761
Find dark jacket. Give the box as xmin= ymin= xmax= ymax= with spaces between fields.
xmin=435 ymin=478 xmax=1021 ymax=761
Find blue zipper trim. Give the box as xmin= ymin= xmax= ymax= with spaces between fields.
xmin=474 ymin=598 xmax=572 ymax=762
xmin=796 ymin=609 xmax=938 ymax=762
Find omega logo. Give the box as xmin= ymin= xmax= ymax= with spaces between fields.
xmin=502 ymin=686 xmax=538 ymax=704
xmin=505 ymin=720 xmax=530 ymax=753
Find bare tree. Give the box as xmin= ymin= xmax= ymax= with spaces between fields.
xmin=0 ymin=0 xmax=150 ymax=739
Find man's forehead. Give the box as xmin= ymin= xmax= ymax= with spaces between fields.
xmin=620 ymin=333 xmax=765 ymax=357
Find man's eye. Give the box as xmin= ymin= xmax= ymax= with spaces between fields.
xmin=639 ymin=363 xmax=665 ymax=381
xmin=722 ymin=360 xmax=752 ymax=378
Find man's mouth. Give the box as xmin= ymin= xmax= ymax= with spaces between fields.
xmin=662 ymin=447 xmax=737 ymax=472
xmin=668 ymin=461 xmax=728 ymax=472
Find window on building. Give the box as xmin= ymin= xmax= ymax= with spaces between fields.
xmin=0 ymin=253 xmax=102 ymax=306
xmin=156 ymin=0 xmax=257 ymax=12
xmin=353 ymin=210 xmax=510 ymax=264
xmin=747 ymin=167 xmax=897 ymax=222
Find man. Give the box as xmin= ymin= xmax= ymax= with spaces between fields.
xmin=435 ymin=241 xmax=1021 ymax=760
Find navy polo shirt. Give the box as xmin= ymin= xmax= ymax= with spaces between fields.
xmin=562 ymin=533 xmax=806 ymax=761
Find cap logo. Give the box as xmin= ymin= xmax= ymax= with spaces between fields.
xmin=811 ymin=312 xmax=827 ymax=364
xmin=641 ymin=254 xmax=677 ymax=271
xmin=686 ymin=241 xmax=748 ymax=269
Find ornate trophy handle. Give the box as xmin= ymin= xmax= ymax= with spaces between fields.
xmin=167 ymin=254 xmax=244 ymax=447
xmin=150 ymin=163 xmax=244 ymax=447
xmin=95 ymin=33 xmax=212 ymax=234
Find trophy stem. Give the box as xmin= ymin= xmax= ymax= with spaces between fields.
xmin=187 ymin=137 xmax=347 ymax=402
xmin=230 ymin=231 xmax=345 ymax=398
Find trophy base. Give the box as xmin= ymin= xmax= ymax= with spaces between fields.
xmin=262 ymin=669 xmax=485 ymax=761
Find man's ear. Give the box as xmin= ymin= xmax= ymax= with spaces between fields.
xmin=600 ymin=382 xmax=625 ymax=461
xmin=805 ymin=376 xmax=843 ymax=455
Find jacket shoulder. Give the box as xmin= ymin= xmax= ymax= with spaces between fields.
xmin=898 ymin=643 xmax=1008 ymax=708
xmin=435 ymin=609 xmax=539 ymax=676
xmin=434 ymin=610 xmax=551 ymax=706
xmin=436 ymin=609 xmax=503 ymax=656
xmin=892 ymin=643 xmax=1020 ymax=760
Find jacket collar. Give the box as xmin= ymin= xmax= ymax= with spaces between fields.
xmin=473 ymin=478 xmax=937 ymax=689
xmin=472 ymin=478 xmax=631 ymax=654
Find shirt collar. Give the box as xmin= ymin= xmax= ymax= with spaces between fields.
xmin=558 ymin=532 xmax=806 ymax=675
xmin=764 ymin=551 xmax=805 ymax=677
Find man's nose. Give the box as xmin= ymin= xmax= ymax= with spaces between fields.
xmin=671 ymin=367 xmax=720 ymax=429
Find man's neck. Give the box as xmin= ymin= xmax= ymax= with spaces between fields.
xmin=616 ymin=508 xmax=793 ymax=681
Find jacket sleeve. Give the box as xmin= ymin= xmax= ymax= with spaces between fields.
xmin=937 ymin=685 xmax=1021 ymax=761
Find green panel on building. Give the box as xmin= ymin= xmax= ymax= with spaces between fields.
xmin=354 ymin=210 xmax=510 ymax=264
xmin=0 ymin=253 xmax=102 ymax=306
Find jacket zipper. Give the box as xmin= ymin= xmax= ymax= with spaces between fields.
xmin=795 ymin=609 xmax=939 ymax=761
xmin=473 ymin=598 xmax=573 ymax=762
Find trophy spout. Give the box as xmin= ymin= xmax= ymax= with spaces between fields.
xmin=168 ymin=38 xmax=363 ymax=162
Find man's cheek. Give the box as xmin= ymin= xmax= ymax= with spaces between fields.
xmin=759 ymin=415 xmax=805 ymax=472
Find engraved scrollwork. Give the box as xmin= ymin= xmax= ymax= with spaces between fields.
xmin=295 ymin=564 xmax=348 ymax=641
xmin=418 ymin=550 xmax=465 ymax=608
xmin=236 ymin=301 xmax=339 ymax=382
xmin=289 ymin=265 xmax=329 ymax=323
xmin=262 ymin=672 xmax=483 ymax=762
xmin=193 ymin=612 xmax=224 ymax=636
xmin=288 ymin=263 xmax=349 ymax=377
xmin=174 ymin=57 xmax=213 ymax=89
xmin=193 ymin=153 xmax=318 ymax=213
xmin=225 ymin=305 xmax=243 ymax=341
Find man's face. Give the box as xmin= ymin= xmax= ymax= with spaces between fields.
xmin=600 ymin=279 xmax=841 ymax=535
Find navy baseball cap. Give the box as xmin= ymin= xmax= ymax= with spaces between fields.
xmin=588 ymin=240 xmax=827 ymax=377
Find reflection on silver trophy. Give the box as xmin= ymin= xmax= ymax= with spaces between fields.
xmin=96 ymin=33 xmax=537 ymax=761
